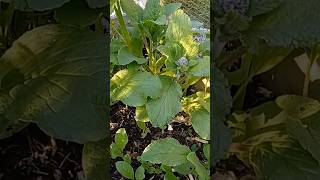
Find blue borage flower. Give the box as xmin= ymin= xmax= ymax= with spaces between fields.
xmin=176 ymin=56 xmax=188 ymax=66
xmin=193 ymin=34 xmax=206 ymax=43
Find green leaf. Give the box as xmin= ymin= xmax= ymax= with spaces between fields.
xmin=110 ymin=142 xmax=122 ymax=159
xmin=212 ymin=67 xmax=232 ymax=166
xmin=117 ymin=46 xmax=146 ymax=65
xmin=164 ymin=172 xmax=179 ymax=180
xmin=115 ymin=128 xmax=128 ymax=151
xmin=158 ymin=43 xmax=185 ymax=70
xmin=146 ymin=76 xmax=182 ymax=127
xmin=86 ymin=0 xmax=106 ymax=8
xmin=190 ymin=108 xmax=210 ymax=140
xmin=276 ymin=95 xmax=320 ymax=119
xmin=123 ymin=154 xmax=132 ymax=164
xmin=166 ymin=9 xmax=192 ymax=42
xmin=55 ymin=0 xmax=104 ymax=26
xmin=164 ymin=3 xmax=181 ymax=16
xmin=82 ymin=139 xmax=107 ymax=180
xmin=246 ymin=0 xmax=320 ymax=47
xmin=140 ymin=138 xmax=191 ymax=166
xmin=187 ymin=152 xmax=209 ymax=180
xmin=203 ymin=144 xmax=210 ymax=162
xmin=111 ymin=69 xmax=162 ymax=106
xmin=174 ymin=163 xmax=193 ymax=175
xmin=250 ymin=47 xmax=291 ymax=75
xmin=0 ymin=24 xmax=107 ymax=143
xmin=120 ymin=0 xmax=143 ymax=24
xmin=251 ymin=135 xmax=320 ymax=180
xmin=136 ymin=106 xmax=150 ymax=122
xmin=143 ymin=0 xmax=162 ymax=21
xmin=248 ymin=0 xmax=282 ymax=16
xmin=135 ymin=166 xmax=145 ymax=180
xmin=116 ymin=161 xmax=135 ymax=179
xmin=286 ymin=116 xmax=320 ymax=164
xmin=180 ymin=35 xmax=199 ymax=59
xmin=18 ymin=0 xmax=70 ymax=11
xmin=189 ymin=56 xmax=210 ymax=77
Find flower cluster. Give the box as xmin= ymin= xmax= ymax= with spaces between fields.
xmin=193 ymin=34 xmax=206 ymax=43
xmin=176 ymin=56 xmax=188 ymax=66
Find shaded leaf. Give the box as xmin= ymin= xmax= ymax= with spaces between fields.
xmin=82 ymin=139 xmax=108 ymax=180
xmin=0 ymin=24 xmax=107 ymax=143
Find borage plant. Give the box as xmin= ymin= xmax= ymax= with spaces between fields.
xmin=110 ymin=0 xmax=210 ymax=179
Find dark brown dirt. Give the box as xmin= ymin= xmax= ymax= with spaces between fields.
xmin=0 ymin=124 xmax=83 ymax=180
xmin=110 ymin=102 xmax=208 ymax=179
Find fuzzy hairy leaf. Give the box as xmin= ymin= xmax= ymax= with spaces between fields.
xmin=166 ymin=9 xmax=192 ymax=42
xmin=189 ymin=56 xmax=210 ymax=77
xmin=116 ymin=161 xmax=135 ymax=179
xmin=191 ymin=108 xmax=210 ymax=140
xmin=140 ymin=138 xmax=191 ymax=166
xmin=146 ymin=76 xmax=182 ymax=127
xmin=111 ymin=70 xmax=162 ymax=107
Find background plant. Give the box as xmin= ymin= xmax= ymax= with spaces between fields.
xmin=213 ymin=0 xmax=320 ymax=179
xmin=0 ymin=0 xmax=108 ymax=179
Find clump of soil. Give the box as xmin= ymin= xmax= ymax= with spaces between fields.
xmin=110 ymin=102 xmax=208 ymax=179
xmin=0 ymin=124 xmax=83 ymax=180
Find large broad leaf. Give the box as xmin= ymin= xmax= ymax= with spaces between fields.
xmin=286 ymin=116 xmax=320 ymax=164
xmin=2 ymin=0 xmax=71 ymax=11
xmin=229 ymin=97 xmax=320 ymax=179
xmin=190 ymin=108 xmax=210 ymax=140
xmin=0 ymin=24 xmax=107 ymax=143
xmin=86 ymin=0 xmax=106 ymax=8
xmin=246 ymin=0 xmax=320 ymax=47
xmin=276 ymin=95 xmax=320 ymax=119
xmin=251 ymin=134 xmax=320 ymax=180
xmin=111 ymin=69 xmax=162 ymax=107
xmin=143 ymin=0 xmax=162 ymax=21
xmin=0 ymin=91 xmax=29 ymax=139
xmin=248 ymin=0 xmax=282 ymax=16
xmin=117 ymin=46 xmax=146 ymax=65
xmin=186 ymin=152 xmax=210 ymax=180
xmin=146 ymin=76 xmax=182 ymax=127
xmin=140 ymin=138 xmax=191 ymax=166
xmin=55 ymin=0 xmax=104 ymax=26
xmin=212 ymin=67 xmax=232 ymax=166
xmin=120 ymin=0 xmax=143 ymax=24
xmin=166 ymin=9 xmax=192 ymax=42
xmin=82 ymin=139 xmax=108 ymax=180
xmin=189 ymin=56 xmax=210 ymax=77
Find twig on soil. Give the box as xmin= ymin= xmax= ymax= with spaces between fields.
xmin=187 ymin=137 xmax=209 ymax=144
xmin=59 ymin=152 xmax=71 ymax=169
xmin=51 ymin=138 xmax=57 ymax=156
xmin=32 ymin=170 xmax=49 ymax=176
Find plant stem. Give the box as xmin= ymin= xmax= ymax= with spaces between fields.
xmin=303 ymin=56 xmax=312 ymax=96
